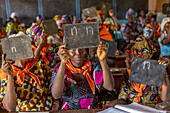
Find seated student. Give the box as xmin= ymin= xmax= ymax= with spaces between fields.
xmin=27 ymin=24 xmax=61 ymax=71
xmin=50 ymin=42 xmax=115 ymax=110
xmin=0 ymin=35 xmax=53 ymax=111
xmin=105 ymin=35 xmax=170 ymax=107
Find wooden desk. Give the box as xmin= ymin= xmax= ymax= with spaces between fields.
xmin=7 ymin=109 xmax=102 ymax=113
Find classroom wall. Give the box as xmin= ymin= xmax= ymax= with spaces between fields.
xmin=0 ymin=0 xmax=148 ymax=27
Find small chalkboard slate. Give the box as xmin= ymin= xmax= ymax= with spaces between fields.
xmin=129 ymin=57 xmax=166 ymax=87
xmin=0 ymin=18 xmax=3 ymax=29
xmin=163 ymin=3 xmax=170 ymax=14
xmin=1 ymin=35 xmax=33 ymax=61
xmin=42 ymin=19 xmax=58 ymax=35
xmin=100 ymin=39 xmax=117 ymax=57
xmin=82 ymin=6 xmax=98 ymax=17
xmin=63 ymin=22 xmax=100 ymax=50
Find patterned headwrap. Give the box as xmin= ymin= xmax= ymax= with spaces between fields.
xmin=126 ymin=35 xmax=156 ymax=59
xmin=161 ymin=17 xmax=170 ymax=31
xmin=6 ymin=22 xmax=18 ymax=33
xmin=62 ymin=15 xmax=72 ymax=23
xmin=53 ymin=15 xmax=61 ymax=22
xmin=125 ymin=8 xmax=136 ymax=19
xmin=146 ymin=11 xmax=156 ymax=17
xmin=27 ymin=23 xmax=42 ymax=42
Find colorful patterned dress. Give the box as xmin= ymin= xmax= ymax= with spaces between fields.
xmin=0 ymin=59 xmax=53 ymax=111
xmin=158 ymin=33 xmax=170 ymax=57
xmin=50 ymin=59 xmax=105 ymax=110
xmin=118 ymin=70 xmax=162 ymax=105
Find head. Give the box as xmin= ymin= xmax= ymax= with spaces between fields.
xmin=161 ymin=17 xmax=170 ymax=33
xmin=140 ymin=9 xmax=145 ymax=17
xmin=150 ymin=14 xmax=157 ymax=24
xmin=6 ymin=22 xmax=18 ymax=35
xmin=54 ymin=15 xmax=61 ymax=22
xmin=68 ymin=48 xmax=88 ymax=68
xmin=61 ymin=15 xmax=72 ymax=24
xmin=125 ymin=8 xmax=136 ymax=22
xmin=36 ymin=15 xmax=42 ymax=24
xmin=10 ymin=12 xmax=19 ymax=23
xmin=56 ymin=20 xmax=66 ymax=30
xmin=73 ymin=16 xmax=80 ymax=24
xmin=125 ymin=35 xmax=156 ymax=69
xmin=97 ymin=10 xmax=106 ymax=22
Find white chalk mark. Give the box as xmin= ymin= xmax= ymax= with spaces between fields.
xmin=86 ymin=26 xmax=93 ymax=35
xmin=71 ymin=27 xmax=77 ymax=36
xmin=143 ymin=61 xmax=150 ymax=70
xmin=11 ymin=47 xmax=17 ymax=52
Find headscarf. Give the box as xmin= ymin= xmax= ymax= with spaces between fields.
xmin=10 ymin=12 xmax=19 ymax=19
xmin=27 ymin=23 xmax=42 ymax=42
xmin=53 ymin=15 xmax=61 ymax=22
xmin=126 ymin=35 xmax=156 ymax=59
xmin=62 ymin=15 xmax=72 ymax=23
xmin=161 ymin=17 xmax=170 ymax=31
xmin=125 ymin=8 xmax=136 ymax=19
xmin=6 ymin=22 xmax=18 ymax=33
xmin=146 ymin=11 xmax=156 ymax=17
xmin=56 ymin=20 xmax=66 ymax=25
xmin=65 ymin=59 xmax=95 ymax=94
xmin=126 ymin=35 xmax=156 ymax=103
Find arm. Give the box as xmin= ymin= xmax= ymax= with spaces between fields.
xmin=1 ymin=55 xmax=16 ymax=112
xmin=109 ymin=9 xmax=121 ymax=30
xmin=34 ymin=32 xmax=47 ymax=59
xmin=162 ymin=27 xmax=170 ymax=45
xmin=97 ymin=42 xmax=115 ymax=91
xmin=158 ymin=59 xmax=170 ymax=101
xmin=51 ymin=45 xmax=68 ymax=99
xmin=147 ymin=22 xmax=158 ymax=40
xmin=105 ymin=99 xmax=127 ymax=108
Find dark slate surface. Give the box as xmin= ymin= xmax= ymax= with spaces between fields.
xmin=129 ymin=57 xmax=166 ymax=87
xmin=100 ymin=39 xmax=117 ymax=58
xmin=163 ymin=3 xmax=170 ymax=14
xmin=0 ymin=18 xmax=3 ymax=29
xmin=42 ymin=19 xmax=58 ymax=35
xmin=63 ymin=22 xmax=100 ymax=50
xmin=82 ymin=6 xmax=98 ymax=17
xmin=1 ymin=35 xmax=33 ymax=61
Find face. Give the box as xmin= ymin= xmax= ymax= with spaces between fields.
xmin=21 ymin=58 xmax=34 ymax=63
xmin=35 ymin=35 xmax=47 ymax=47
xmin=36 ymin=16 xmax=42 ymax=24
xmin=164 ymin=22 xmax=170 ymax=33
xmin=140 ymin=10 xmax=145 ymax=17
xmin=150 ymin=17 xmax=156 ymax=23
xmin=13 ymin=16 xmax=18 ymax=23
xmin=69 ymin=48 xmax=87 ymax=67
xmin=125 ymin=52 xmax=133 ymax=69
xmin=127 ymin=14 xmax=134 ymax=23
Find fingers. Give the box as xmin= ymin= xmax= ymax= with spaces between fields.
xmin=2 ymin=54 xmax=6 ymax=62
xmin=158 ymin=59 xmax=169 ymax=66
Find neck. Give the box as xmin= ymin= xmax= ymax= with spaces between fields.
xmin=71 ymin=61 xmax=84 ymax=68
xmin=14 ymin=60 xmax=27 ymax=69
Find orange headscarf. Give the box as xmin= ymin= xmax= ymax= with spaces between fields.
xmin=99 ymin=26 xmax=113 ymax=42
xmin=32 ymin=44 xmax=51 ymax=65
xmin=65 ymin=59 xmax=95 ymax=94
xmin=0 ymin=59 xmax=41 ymax=87
xmin=127 ymin=69 xmax=147 ymax=103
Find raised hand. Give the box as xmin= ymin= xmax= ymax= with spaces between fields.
xmin=57 ymin=45 xmax=69 ymax=63
xmin=1 ymin=54 xmax=13 ymax=76
xmin=97 ymin=41 xmax=108 ymax=61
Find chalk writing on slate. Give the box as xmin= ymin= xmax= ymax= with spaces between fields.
xmin=1 ymin=35 xmax=33 ymax=61
xmin=63 ymin=22 xmax=100 ymax=50
xmin=163 ymin=3 xmax=170 ymax=14
xmin=129 ymin=57 xmax=166 ymax=87
xmin=42 ymin=19 xmax=58 ymax=35
xmin=82 ymin=6 xmax=98 ymax=17
xmin=100 ymin=39 xmax=117 ymax=57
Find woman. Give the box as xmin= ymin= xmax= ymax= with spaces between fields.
xmin=50 ymin=42 xmax=115 ymax=110
xmin=105 ymin=35 xmax=170 ymax=107
xmin=0 ymin=35 xmax=53 ymax=111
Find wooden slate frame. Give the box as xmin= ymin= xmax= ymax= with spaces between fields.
xmin=63 ymin=22 xmax=100 ymax=50
xmin=129 ymin=57 xmax=166 ymax=87
xmin=42 ymin=19 xmax=58 ymax=35
xmin=1 ymin=35 xmax=33 ymax=61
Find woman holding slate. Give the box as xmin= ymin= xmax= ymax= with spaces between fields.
xmin=105 ymin=35 xmax=170 ymax=108
xmin=50 ymin=42 xmax=115 ymax=110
